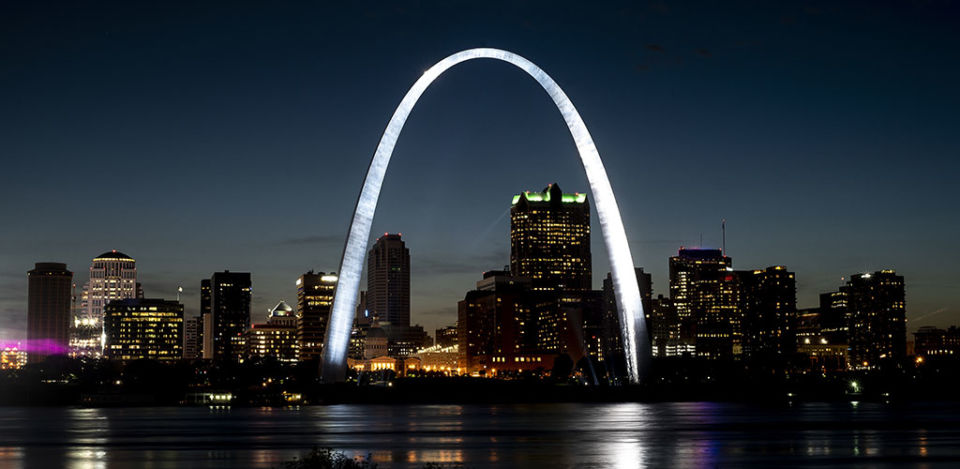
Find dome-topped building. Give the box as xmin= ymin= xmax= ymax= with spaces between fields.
xmin=72 ymin=250 xmax=138 ymax=358
xmin=93 ymin=250 xmax=134 ymax=261
xmin=266 ymin=300 xmax=296 ymax=327
xmin=269 ymin=300 xmax=294 ymax=317
xmin=244 ymin=299 xmax=299 ymax=363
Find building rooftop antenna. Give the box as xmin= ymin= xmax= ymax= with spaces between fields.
xmin=722 ymin=218 xmax=726 ymax=256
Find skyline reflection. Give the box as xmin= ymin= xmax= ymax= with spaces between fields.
xmin=0 ymin=403 xmax=956 ymax=468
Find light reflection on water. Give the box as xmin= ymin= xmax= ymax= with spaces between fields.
xmin=0 ymin=402 xmax=958 ymax=468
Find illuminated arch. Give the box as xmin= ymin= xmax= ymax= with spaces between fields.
xmin=321 ymin=48 xmax=650 ymax=383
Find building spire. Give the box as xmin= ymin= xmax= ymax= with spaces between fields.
xmin=722 ymin=218 xmax=726 ymax=256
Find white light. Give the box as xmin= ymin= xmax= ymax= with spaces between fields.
xmin=295 ymin=278 xmax=302 ymax=286
xmin=320 ymin=48 xmax=650 ymax=384
xmin=321 ymin=275 xmax=339 ymax=282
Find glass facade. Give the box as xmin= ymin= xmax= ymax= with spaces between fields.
xmin=510 ymin=183 xmax=591 ymax=292
xmin=103 ymin=298 xmax=184 ymax=361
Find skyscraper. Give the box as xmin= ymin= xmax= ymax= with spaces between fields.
xmin=199 ymin=278 xmax=211 ymax=359
xmin=510 ymin=183 xmax=591 ymax=292
xmin=296 ymin=271 xmax=337 ymax=361
xmin=843 ymin=270 xmax=907 ymax=368
xmin=26 ymin=263 xmax=73 ymax=363
xmin=458 ymin=271 xmax=537 ymax=373
xmin=201 ymin=271 xmax=252 ymax=362
xmin=669 ymin=248 xmax=740 ymax=359
xmin=457 ymin=269 xmax=607 ymax=377
xmin=601 ymin=268 xmax=653 ymax=365
xmin=738 ymin=266 xmax=797 ymax=361
xmin=367 ymin=234 xmax=410 ymax=327
xmin=818 ymin=289 xmax=851 ymax=346
xmin=103 ymin=298 xmax=184 ymax=361
xmin=183 ymin=316 xmax=203 ymax=360
xmin=74 ymin=250 xmax=137 ymax=357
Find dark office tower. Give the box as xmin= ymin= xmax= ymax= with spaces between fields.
xmin=458 ymin=271 xmax=535 ymax=373
xmin=200 ymin=279 xmax=212 ymax=317
xmin=844 ymin=270 xmax=906 ymax=368
xmin=202 ymin=271 xmax=252 ymax=362
xmin=818 ymin=290 xmax=850 ymax=346
xmin=104 ymin=299 xmax=184 ymax=361
xmin=669 ymin=248 xmax=739 ymax=360
xmin=510 ymin=183 xmax=591 ymax=292
xmin=27 ymin=263 xmax=73 ymax=363
xmin=199 ymin=279 xmax=211 ymax=358
xmin=367 ymin=234 xmax=410 ymax=327
xmin=183 ymin=316 xmax=202 ymax=360
xmin=383 ymin=323 xmax=431 ymax=358
xmin=601 ymin=268 xmax=654 ymax=369
xmin=436 ymin=326 xmax=458 ymax=347
xmin=738 ymin=266 xmax=797 ymax=361
xmin=795 ymin=307 xmax=848 ymax=371
xmin=296 ymin=271 xmax=337 ymax=361
xmin=649 ymin=295 xmax=685 ymax=357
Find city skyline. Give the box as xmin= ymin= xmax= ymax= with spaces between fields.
xmin=3 ymin=1 xmax=960 ymax=341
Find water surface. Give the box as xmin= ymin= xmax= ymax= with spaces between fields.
xmin=0 ymin=402 xmax=958 ymax=468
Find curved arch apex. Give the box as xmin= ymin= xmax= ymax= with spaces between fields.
xmin=321 ymin=48 xmax=650 ymax=384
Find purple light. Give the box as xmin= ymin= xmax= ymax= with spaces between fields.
xmin=0 ymin=339 xmax=69 ymax=354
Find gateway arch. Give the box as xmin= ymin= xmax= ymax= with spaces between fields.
xmin=321 ymin=48 xmax=651 ymax=383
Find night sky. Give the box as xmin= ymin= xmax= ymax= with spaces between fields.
xmin=2 ymin=1 xmax=958 ymax=341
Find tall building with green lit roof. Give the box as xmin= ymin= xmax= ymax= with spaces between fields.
xmin=510 ymin=183 xmax=591 ymax=292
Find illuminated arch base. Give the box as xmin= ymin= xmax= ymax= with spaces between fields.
xmin=321 ymin=48 xmax=651 ymax=383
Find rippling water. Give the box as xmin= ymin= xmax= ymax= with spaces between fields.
xmin=0 ymin=402 xmax=958 ymax=468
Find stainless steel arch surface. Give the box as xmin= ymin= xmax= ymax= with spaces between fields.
xmin=321 ymin=48 xmax=650 ymax=383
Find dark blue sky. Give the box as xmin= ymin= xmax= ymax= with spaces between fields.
xmin=2 ymin=1 xmax=958 ymax=340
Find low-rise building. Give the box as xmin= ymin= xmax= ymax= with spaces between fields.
xmin=245 ymin=301 xmax=298 ymax=364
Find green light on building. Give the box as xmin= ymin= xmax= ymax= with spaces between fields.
xmin=512 ymin=189 xmax=586 ymax=205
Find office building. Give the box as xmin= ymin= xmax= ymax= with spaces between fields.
xmin=367 ymin=234 xmax=410 ymax=327
xmin=245 ymin=301 xmax=299 ymax=364
xmin=73 ymin=251 xmax=137 ymax=357
xmin=738 ymin=266 xmax=797 ymax=361
xmin=510 ymin=183 xmax=591 ymax=292
xmin=457 ymin=270 xmax=607 ymax=376
xmin=436 ymin=326 xmax=458 ymax=347
xmin=601 ymin=269 xmax=654 ymax=364
xmin=198 ymin=279 xmax=211 ymax=358
xmin=458 ymin=271 xmax=537 ymax=373
xmin=27 ymin=262 xmax=73 ymax=363
xmin=1 ymin=345 xmax=27 ymax=370
xmin=816 ymin=290 xmax=851 ymax=346
xmin=103 ymin=298 xmax=184 ymax=361
xmin=795 ymin=307 xmax=848 ymax=371
xmin=202 ymin=271 xmax=252 ymax=362
xmin=296 ymin=271 xmax=337 ymax=361
xmin=843 ymin=270 xmax=907 ymax=368
xmin=669 ymin=248 xmax=740 ymax=359
xmin=914 ymin=326 xmax=960 ymax=359
xmin=648 ymin=295 xmax=689 ymax=357
xmin=183 ymin=316 xmax=202 ymax=360
xmin=383 ymin=323 xmax=431 ymax=358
